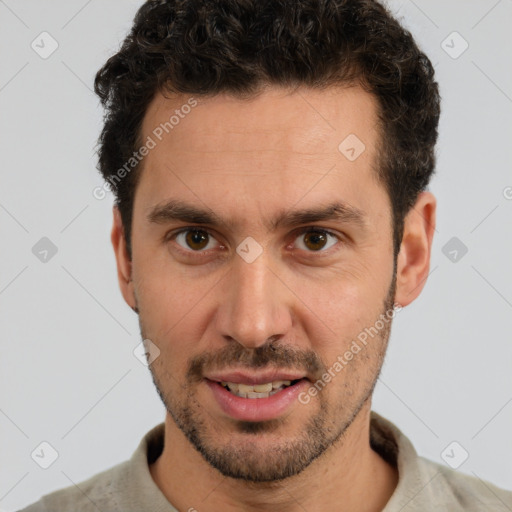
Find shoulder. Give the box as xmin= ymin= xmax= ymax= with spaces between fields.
xmin=17 ymin=460 xmax=129 ymax=512
xmin=17 ymin=423 xmax=167 ymax=512
xmin=416 ymin=456 xmax=512 ymax=511
xmin=370 ymin=412 xmax=512 ymax=511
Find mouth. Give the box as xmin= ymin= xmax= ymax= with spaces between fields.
xmin=218 ymin=379 xmax=302 ymax=398
xmin=204 ymin=373 xmax=310 ymax=422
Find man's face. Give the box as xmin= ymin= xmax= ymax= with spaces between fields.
xmin=129 ymin=86 xmax=397 ymax=481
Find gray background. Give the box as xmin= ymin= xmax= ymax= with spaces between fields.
xmin=1 ymin=0 xmax=511 ymax=510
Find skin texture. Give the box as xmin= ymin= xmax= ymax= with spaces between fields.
xmin=111 ymin=85 xmax=436 ymax=511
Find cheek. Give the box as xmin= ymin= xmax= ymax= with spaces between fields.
xmin=289 ymin=263 xmax=392 ymax=364
xmin=296 ymin=262 xmax=386 ymax=323
xmin=133 ymin=263 xmax=214 ymax=362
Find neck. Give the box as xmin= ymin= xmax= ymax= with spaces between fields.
xmin=150 ymin=402 xmax=398 ymax=512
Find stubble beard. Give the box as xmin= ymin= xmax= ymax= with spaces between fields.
xmin=142 ymin=272 xmax=396 ymax=483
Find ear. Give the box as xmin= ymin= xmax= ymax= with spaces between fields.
xmin=394 ymin=191 xmax=436 ymax=307
xmin=111 ymin=207 xmax=137 ymax=311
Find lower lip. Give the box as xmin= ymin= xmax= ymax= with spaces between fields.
xmin=205 ymin=379 xmax=309 ymax=422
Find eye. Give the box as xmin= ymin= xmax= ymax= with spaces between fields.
xmin=293 ymin=229 xmax=339 ymax=252
xmin=174 ymin=229 xmax=220 ymax=251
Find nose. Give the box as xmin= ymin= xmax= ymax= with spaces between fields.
xmin=214 ymin=252 xmax=293 ymax=349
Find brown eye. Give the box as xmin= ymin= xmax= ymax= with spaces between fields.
xmin=186 ymin=230 xmax=209 ymax=250
xmin=175 ymin=229 xmax=217 ymax=251
xmin=304 ymin=232 xmax=327 ymax=250
xmin=294 ymin=230 xmax=338 ymax=252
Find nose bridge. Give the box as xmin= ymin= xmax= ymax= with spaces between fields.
xmin=216 ymin=253 xmax=292 ymax=348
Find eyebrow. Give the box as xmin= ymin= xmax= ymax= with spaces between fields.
xmin=147 ymin=199 xmax=367 ymax=231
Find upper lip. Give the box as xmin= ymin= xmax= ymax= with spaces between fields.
xmin=205 ymin=370 xmax=308 ymax=385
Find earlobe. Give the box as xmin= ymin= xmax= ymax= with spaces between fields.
xmin=111 ymin=207 xmax=137 ymax=311
xmin=394 ymin=192 xmax=436 ymax=307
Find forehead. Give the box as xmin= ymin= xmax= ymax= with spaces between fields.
xmin=135 ymin=85 xmax=385 ymax=223
xmin=142 ymin=85 xmax=379 ymax=154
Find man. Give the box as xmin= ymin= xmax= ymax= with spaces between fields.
xmin=20 ymin=0 xmax=512 ymax=511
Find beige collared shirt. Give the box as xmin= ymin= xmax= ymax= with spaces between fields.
xmin=19 ymin=411 xmax=512 ymax=511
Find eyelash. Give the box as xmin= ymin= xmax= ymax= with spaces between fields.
xmin=165 ymin=226 xmax=343 ymax=258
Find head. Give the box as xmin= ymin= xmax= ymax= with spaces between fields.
xmin=96 ymin=0 xmax=439 ymax=482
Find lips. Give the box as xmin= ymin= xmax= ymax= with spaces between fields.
xmin=205 ymin=370 xmax=307 ymax=386
xmin=219 ymin=380 xmax=297 ymax=398
xmin=204 ymin=371 xmax=310 ymax=421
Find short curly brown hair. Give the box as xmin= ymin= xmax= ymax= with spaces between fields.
xmin=94 ymin=0 xmax=440 ymax=258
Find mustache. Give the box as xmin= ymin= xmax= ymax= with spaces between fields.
xmin=187 ymin=340 xmax=325 ymax=382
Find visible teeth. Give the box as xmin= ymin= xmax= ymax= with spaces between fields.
xmin=272 ymin=380 xmax=291 ymax=388
xmin=238 ymin=383 xmax=254 ymax=394
xmin=247 ymin=391 xmax=270 ymax=398
xmin=220 ymin=379 xmax=297 ymax=398
xmin=253 ymin=383 xmax=272 ymax=393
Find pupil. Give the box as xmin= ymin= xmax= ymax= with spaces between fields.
xmin=305 ymin=232 xmax=326 ymax=250
xmin=186 ymin=230 xmax=208 ymax=250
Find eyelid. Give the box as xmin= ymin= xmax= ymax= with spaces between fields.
xmin=165 ymin=227 xmax=222 ymax=255
xmin=164 ymin=225 xmax=344 ymax=257
xmin=165 ymin=226 xmax=215 ymax=241
xmin=297 ymin=226 xmax=338 ymax=235
xmin=289 ymin=226 xmax=344 ymax=253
